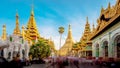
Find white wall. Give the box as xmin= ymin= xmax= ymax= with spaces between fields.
xmin=92 ymin=21 xmax=120 ymax=58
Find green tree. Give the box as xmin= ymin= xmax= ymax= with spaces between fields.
xmin=29 ymin=39 xmax=51 ymax=59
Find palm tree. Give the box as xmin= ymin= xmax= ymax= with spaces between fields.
xmin=58 ymin=26 xmax=64 ymax=56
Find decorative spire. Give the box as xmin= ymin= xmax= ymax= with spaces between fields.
xmin=2 ymin=24 xmax=7 ymax=40
xmin=69 ymin=24 xmax=71 ymax=31
xmin=101 ymin=6 xmax=104 ymax=14
xmin=86 ymin=17 xmax=88 ymax=24
xmin=92 ymin=23 xmax=95 ymax=31
xmin=108 ymin=2 xmax=111 ymax=9
xmin=16 ymin=10 xmax=19 ymax=21
xmin=83 ymin=17 xmax=91 ymax=39
xmin=16 ymin=10 xmax=18 ymax=18
xmin=31 ymin=4 xmax=34 ymax=16
xmin=85 ymin=17 xmax=90 ymax=28
xmin=22 ymin=25 xmax=25 ymax=39
xmin=13 ymin=11 xmax=21 ymax=35
xmin=67 ymin=24 xmax=72 ymax=39
xmin=85 ymin=17 xmax=90 ymax=31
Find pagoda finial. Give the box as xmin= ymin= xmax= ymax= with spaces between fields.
xmin=2 ymin=24 xmax=7 ymax=40
xmin=108 ymin=2 xmax=111 ymax=9
xmin=92 ymin=23 xmax=95 ymax=31
xmin=31 ymin=3 xmax=34 ymax=16
xmin=67 ymin=24 xmax=73 ymax=40
xmin=86 ymin=16 xmax=88 ymax=24
xmin=101 ymin=6 xmax=104 ymax=14
xmin=69 ymin=24 xmax=71 ymax=31
xmin=16 ymin=9 xmax=18 ymax=18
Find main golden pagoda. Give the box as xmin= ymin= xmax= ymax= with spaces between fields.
xmin=22 ymin=9 xmax=40 ymax=44
xmin=59 ymin=24 xmax=74 ymax=56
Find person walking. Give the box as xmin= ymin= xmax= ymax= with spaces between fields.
xmin=73 ymin=57 xmax=79 ymax=68
xmin=9 ymin=54 xmax=23 ymax=68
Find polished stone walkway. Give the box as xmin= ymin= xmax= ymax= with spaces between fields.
xmin=24 ymin=64 xmax=108 ymax=68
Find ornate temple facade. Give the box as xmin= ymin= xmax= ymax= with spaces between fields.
xmin=59 ymin=25 xmax=74 ymax=56
xmin=90 ymin=0 xmax=120 ymax=60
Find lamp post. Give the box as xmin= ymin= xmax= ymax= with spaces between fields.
xmin=58 ymin=26 xmax=64 ymax=56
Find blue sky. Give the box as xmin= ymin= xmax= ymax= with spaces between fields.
xmin=0 ymin=0 xmax=116 ymax=50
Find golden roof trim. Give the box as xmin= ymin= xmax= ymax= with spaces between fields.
xmin=90 ymin=13 xmax=120 ymax=40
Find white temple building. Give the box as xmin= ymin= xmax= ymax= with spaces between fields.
xmin=0 ymin=12 xmax=30 ymax=61
xmin=0 ymin=35 xmax=30 ymax=61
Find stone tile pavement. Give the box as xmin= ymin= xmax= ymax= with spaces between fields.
xmin=24 ymin=63 xmax=108 ymax=68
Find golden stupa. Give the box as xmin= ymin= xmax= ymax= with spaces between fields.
xmin=59 ymin=24 xmax=74 ymax=56
xmin=22 ymin=9 xmax=40 ymax=44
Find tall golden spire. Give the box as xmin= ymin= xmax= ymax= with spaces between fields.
xmin=25 ymin=5 xmax=40 ymax=43
xmin=13 ymin=11 xmax=21 ymax=35
xmin=80 ymin=17 xmax=91 ymax=42
xmin=79 ymin=17 xmax=92 ymax=49
xmin=59 ymin=24 xmax=74 ymax=56
xmin=85 ymin=17 xmax=91 ymax=34
xmin=1 ymin=25 xmax=7 ymax=40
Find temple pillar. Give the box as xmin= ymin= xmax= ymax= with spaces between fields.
xmin=25 ymin=43 xmax=29 ymax=60
xmin=20 ymin=48 xmax=23 ymax=59
xmin=10 ymin=50 xmax=13 ymax=60
xmin=99 ymin=44 xmax=103 ymax=57
xmin=3 ymin=48 xmax=8 ymax=59
xmin=108 ymin=32 xmax=113 ymax=58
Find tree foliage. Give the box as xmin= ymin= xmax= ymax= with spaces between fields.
xmin=29 ymin=39 xmax=51 ymax=59
xmin=58 ymin=26 xmax=64 ymax=34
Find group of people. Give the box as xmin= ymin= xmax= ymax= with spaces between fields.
xmin=0 ymin=54 xmax=24 ymax=68
xmin=46 ymin=56 xmax=79 ymax=68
